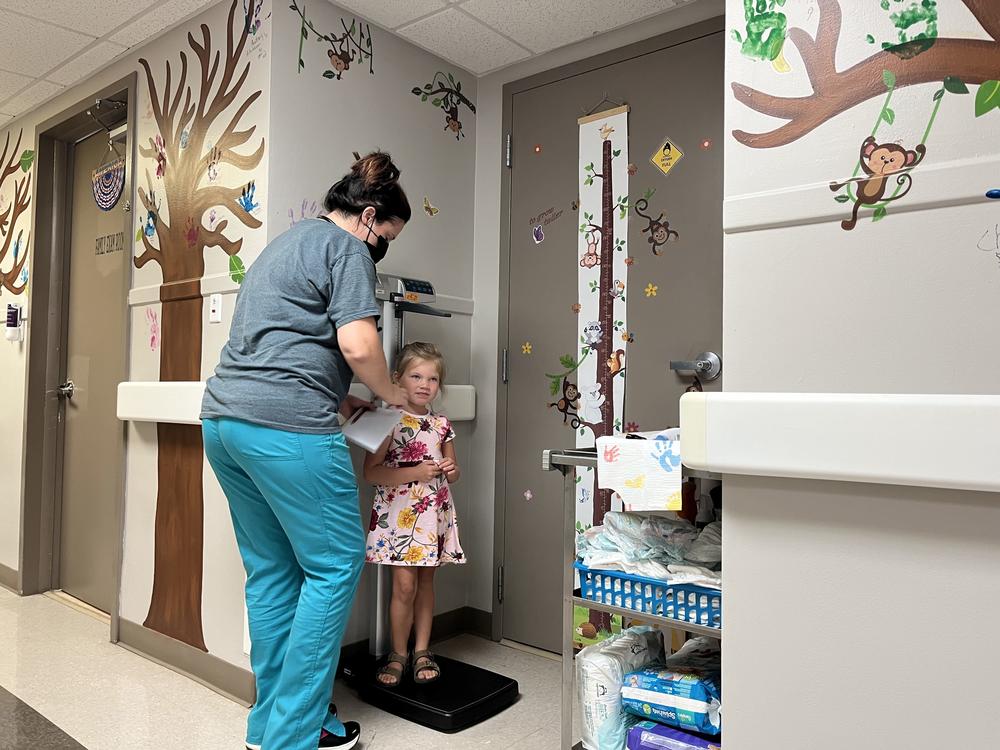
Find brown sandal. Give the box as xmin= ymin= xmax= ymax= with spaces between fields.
xmin=376 ymin=652 xmax=408 ymax=688
xmin=412 ymin=650 xmax=441 ymax=685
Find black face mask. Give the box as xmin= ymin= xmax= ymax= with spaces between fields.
xmin=365 ymin=220 xmax=390 ymax=264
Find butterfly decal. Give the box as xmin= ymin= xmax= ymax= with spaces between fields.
xmin=423 ymin=196 xmax=439 ymax=217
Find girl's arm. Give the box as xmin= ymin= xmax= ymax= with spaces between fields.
xmin=363 ymin=435 xmax=440 ymax=486
xmin=439 ymin=440 xmax=460 ymax=484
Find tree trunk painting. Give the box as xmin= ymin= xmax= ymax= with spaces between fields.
xmin=0 ymin=129 xmax=33 ymax=295
xmin=137 ymin=0 xmax=264 ymax=650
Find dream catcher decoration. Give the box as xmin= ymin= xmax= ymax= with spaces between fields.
xmin=88 ymin=99 xmax=127 ymax=211
xmin=91 ymin=140 xmax=126 ymax=211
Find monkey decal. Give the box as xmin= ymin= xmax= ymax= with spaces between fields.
xmin=830 ymin=136 xmax=926 ymax=231
xmin=607 ymin=349 xmax=626 ymax=377
xmin=582 ymin=321 xmax=603 ymax=349
xmin=633 ymin=197 xmax=678 ymax=255
xmin=411 ymin=71 xmax=476 ymax=142
xmin=548 ymin=380 xmax=582 ymax=428
xmin=327 ymin=46 xmax=352 ymax=79
xmin=580 ymin=231 xmax=600 ymax=268
xmin=444 ymin=102 xmax=464 ymax=139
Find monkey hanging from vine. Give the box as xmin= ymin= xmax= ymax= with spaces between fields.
xmin=290 ymin=2 xmax=374 ymax=80
xmin=633 ymin=197 xmax=678 ymax=255
xmin=411 ymin=71 xmax=476 ymax=141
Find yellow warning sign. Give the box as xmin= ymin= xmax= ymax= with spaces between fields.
xmin=650 ymin=137 xmax=684 ymax=177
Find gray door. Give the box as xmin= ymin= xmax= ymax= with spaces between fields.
xmin=501 ymin=30 xmax=725 ymax=652
xmin=57 ymin=129 xmax=129 ymax=613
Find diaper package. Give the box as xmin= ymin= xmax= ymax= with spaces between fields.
xmin=621 ymin=637 xmax=722 ymax=736
xmin=626 ymin=721 xmax=721 ymax=750
xmin=577 ymin=627 xmax=664 ymax=749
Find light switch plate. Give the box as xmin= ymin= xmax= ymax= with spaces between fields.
xmin=209 ymin=293 xmax=222 ymax=323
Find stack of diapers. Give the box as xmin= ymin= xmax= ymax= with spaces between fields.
xmin=626 ymin=722 xmax=721 ymax=750
xmin=577 ymin=627 xmax=664 ymax=750
xmin=684 ymin=522 xmax=722 ymax=570
xmin=576 ymin=512 xmax=700 ymax=580
xmin=621 ymin=637 xmax=722 ymax=737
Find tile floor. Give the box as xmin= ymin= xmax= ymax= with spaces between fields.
xmin=0 ymin=587 xmax=574 ymax=749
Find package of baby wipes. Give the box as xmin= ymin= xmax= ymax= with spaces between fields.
xmin=621 ymin=637 xmax=722 ymax=736
xmin=626 ymin=721 xmax=721 ymax=750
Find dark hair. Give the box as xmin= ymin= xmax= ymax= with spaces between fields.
xmin=323 ymin=150 xmax=411 ymax=223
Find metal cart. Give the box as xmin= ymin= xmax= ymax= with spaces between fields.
xmin=541 ymin=447 xmax=722 ymax=750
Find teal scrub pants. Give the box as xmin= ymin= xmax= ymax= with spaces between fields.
xmin=203 ymin=417 xmax=364 ymax=750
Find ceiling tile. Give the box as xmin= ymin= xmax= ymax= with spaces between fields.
xmin=0 ymin=69 xmax=33 ymax=103
xmin=48 ymin=41 xmax=129 ymax=87
xmin=331 ymin=0 xmax=448 ymax=30
xmin=397 ymin=8 xmax=529 ymax=75
xmin=2 ymin=80 xmax=65 ymax=118
xmin=0 ymin=15 xmax=93 ymax=77
xmin=461 ymin=0 xmax=680 ymax=54
xmin=0 ymin=0 xmax=160 ymax=37
xmin=110 ymin=0 xmax=218 ymax=49
xmin=0 ymin=114 xmax=12 ymax=126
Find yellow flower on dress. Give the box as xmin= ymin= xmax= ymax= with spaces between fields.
xmin=404 ymin=546 xmax=427 ymax=564
xmin=644 ymin=283 xmax=658 ymax=297
xmin=397 ymin=508 xmax=417 ymax=529
xmin=401 ymin=415 xmax=421 ymax=430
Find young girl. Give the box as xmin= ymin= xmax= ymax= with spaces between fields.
xmin=363 ymin=342 xmax=465 ymax=687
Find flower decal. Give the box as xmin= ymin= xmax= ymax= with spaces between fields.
xmin=644 ymin=283 xmax=658 ymax=297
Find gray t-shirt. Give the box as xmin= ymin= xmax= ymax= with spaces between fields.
xmin=201 ymin=218 xmax=380 ymax=433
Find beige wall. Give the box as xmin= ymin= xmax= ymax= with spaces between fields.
xmin=723 ymin=0 xmax=1000 ymax=745
xmin=265 ymin=0 xmax=479 ymax=646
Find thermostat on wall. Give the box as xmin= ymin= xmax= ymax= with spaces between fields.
xmin=5 ymin=303 xmax=24 ymax=342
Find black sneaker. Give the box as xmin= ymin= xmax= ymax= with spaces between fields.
xmin=245 ymin=705 xmax=360 ymax=750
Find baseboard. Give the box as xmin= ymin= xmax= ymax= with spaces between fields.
xmin=338 ymin=605 xmax=493 ymax=670
xmin=0 ymin=562 xmax=18 ymax=593
xmin=118 ymin=618 xmax=255 ymax=707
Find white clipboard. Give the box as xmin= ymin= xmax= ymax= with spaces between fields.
xmin=341 ymin=407 xmax=399 ymax=453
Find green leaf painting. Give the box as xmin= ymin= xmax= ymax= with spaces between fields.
xmin=883 ymin=70 xmax=896 ymax=89
xmin=881 ymin=107 xmax=895 ymax=125
xmin=975 ymin=81 xmax=1000 ymax=117
xmin=19 ymin=150 xmax=34 ymax=172
xmin=872 ymin=205 xmax=888 ymax=222
xmin=229 ymin=254 xmax=247 ymax=284
xmin=943 ymin=76 xmax=969 ymax=95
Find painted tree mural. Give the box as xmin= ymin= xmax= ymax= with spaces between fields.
xmin=732 ymin=0 xmax=1000 ymax=229
xmin=732 ymin=0 xmax=1000 ymax=149
xmin=0 ymin=129 xmax=33 ymax=296
xmin=137 ymin=0 xmax=264 ymax=650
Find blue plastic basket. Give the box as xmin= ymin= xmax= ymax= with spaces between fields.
xmin=575 ymin=561 xmax=722 ymax=630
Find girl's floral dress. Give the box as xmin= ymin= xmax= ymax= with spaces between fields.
xmin=365 ymin=410 xmax=466 ymax=567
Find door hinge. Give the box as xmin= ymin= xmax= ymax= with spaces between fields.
xmin=501 ymin=347 xmax=509 ymax=384
xmin=497 ymin=564 xmax=504 ymax=603
xmin=504 ymin=132 xmax=512 ymax=169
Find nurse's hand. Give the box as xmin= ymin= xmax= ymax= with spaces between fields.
xmin=384 ymin=385 xmax=409 ymax=408
xmin=340 ymin=394 xmax=375 ymax=419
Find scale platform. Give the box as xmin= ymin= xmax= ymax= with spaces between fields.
xmin=343 ymin=653 xmax=519 ymax=732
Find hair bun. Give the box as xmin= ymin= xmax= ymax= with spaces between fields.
xmin=351 ymin=150 xmax=400 ymax=189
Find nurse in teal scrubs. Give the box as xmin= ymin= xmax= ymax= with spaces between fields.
xmin=201 ymin=152 xmax=411 ymax=750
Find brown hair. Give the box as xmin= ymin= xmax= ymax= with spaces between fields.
xmin=323 ymin=150 xmax=412 ymax=223
xmin=393 ymin=342 xmax=446 ymax=385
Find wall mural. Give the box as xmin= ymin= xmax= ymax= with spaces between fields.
xmin=411 ymin=72 xmax=476 ymax=140
xmin=731 ymin=0 xmax=1000 ymax=230
xmin=0 ymin=130 xmax=33 ymax=296
xmin=289 ymin=1 xmax=374 ymax=81
xmin=136 ymin=0 xmax=265 ymax=651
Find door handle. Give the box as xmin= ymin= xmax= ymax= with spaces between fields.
xmin=669 ymin=352 xmax=722 ymax=381
xmin=57 ymin=380 xmax=75 ymax=399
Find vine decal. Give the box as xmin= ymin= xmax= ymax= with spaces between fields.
xmin=411 ymin=72 xmax=476 ymax=140
xmin=290 ymin=1 xmax=374 ymax=80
